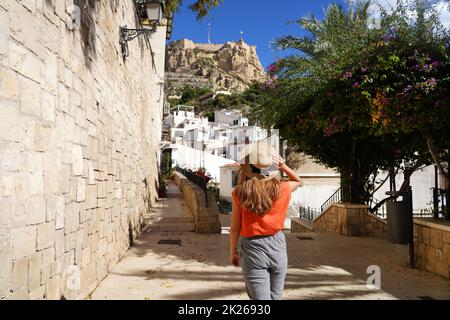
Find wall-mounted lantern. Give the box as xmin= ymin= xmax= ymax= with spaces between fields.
xmin=120 ymin=0 xmax=166 ymax=59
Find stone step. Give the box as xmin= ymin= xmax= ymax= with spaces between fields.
xmin=144 ymin=222 xmax=196 ymax=232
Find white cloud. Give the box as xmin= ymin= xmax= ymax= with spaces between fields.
xmin=369 ymin=0 xmax=450 ymax=29
xmin=435 ymin=1 xmax=450 ymax=28
xmin=369 ymin=0 xmax=400 ymax=16
xmin=368 ymin=0 xmax=403 ymax=29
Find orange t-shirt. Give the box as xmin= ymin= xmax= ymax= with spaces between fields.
xmin=232 ymin=182 xmax=292 ymax=238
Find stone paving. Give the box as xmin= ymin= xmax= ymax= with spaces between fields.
xmin=91 ymin=185 xmax=450 ymax=300
xmin=142 ymin=182 xmax=195 ymax=233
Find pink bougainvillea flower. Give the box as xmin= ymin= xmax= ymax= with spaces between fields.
xmin=268 ymin=63 xmax=279 ymax=75
xmin=430 ymin=61 xmax=439 ymax=68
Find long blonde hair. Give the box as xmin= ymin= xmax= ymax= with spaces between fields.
xmin=234 ymin=169 xmax=281 ymax=216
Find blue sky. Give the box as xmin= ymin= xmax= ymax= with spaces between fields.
xmin=169 ymin=0 xmax=450 ymax=69
xmin=169 ymin=0 xmax=346 ymax=69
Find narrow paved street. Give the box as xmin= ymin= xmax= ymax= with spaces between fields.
xmin=91 ymin=182 xmax=450 ymax=300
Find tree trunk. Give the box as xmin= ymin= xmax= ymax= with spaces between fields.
xmin=350 ymin=174 xmax=366 ymax=204
xmin=370 ymin=162 xmax=423 ymax=213
xmin=446 ymin=151 xmax=450 ymax=219
xmin=340 ymin=169 xmax=352 ymax=203
xmin=426 ymin=137 xmax=449 ymax=219
xmin=427 ymin=137 xmax=449 ymax=185
xmin=344 ymin=140 xmax=367 ymax=204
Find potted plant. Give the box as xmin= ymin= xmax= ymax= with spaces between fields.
xmin=158 ymin=176 xmax=167 ymax=198
xmin=196 ymin=167 xmax=211 ymax=184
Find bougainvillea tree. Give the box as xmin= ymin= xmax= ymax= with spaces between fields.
xmin=259 ymin=0 xmax=450 ymax=206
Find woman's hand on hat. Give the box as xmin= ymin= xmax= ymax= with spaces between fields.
xmin=272 ymin=154 xmax=286 ymax=169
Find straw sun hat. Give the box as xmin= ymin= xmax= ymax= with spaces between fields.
xmin=238 ymin=140 xmax=280 ymax=181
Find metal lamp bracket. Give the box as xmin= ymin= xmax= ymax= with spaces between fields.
xmin=120 ymin=25 xmax=157 ymax=43
xmin=119 ymin=24 xmax=157 ymax=59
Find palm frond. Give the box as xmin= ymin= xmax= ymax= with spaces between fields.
xmin=272 ymin=35 xmax=316 ymax=55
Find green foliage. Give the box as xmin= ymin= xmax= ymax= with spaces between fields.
xmin=165 ymin=0 xmax=222 ymax=20
xmin=207 ymin=180 xmax=220 ymax=202
xmin=161 ymin=151 xmax=173 ymax=177
xmin=175 ymin=82 xmax=266 ymax=125
xmin=179 ymin=85 xmax=213 ymax=105
xmin=260 ymin=0 xmax=450 ymax=204
xmin=158 ymin=173 xmax=167 ymax=192
xmin=188 ymin=0 xmax=222 ymax=19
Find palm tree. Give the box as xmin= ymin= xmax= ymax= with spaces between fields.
xmin=271 ymin=0 xmax=375 ymax=80
xmin=264 ymin=1 xmax=380 ymax=204
xmin=165 ymin=0 xmax=222 ymax=19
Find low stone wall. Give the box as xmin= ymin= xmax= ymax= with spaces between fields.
xmin=310 ymin=206 xmax=339 ymax=234
xmin=290 ymin=218 xmax=314 ymax=233
xmin=291 ymin=203 xmax=387 ymax=238
xmin=173 ymin=172 xmax=221 ymax=233
xmin=414 ymin=219 xmax=450 ymax=279
xmin=313 ymin=203 xmax=369 ymax=236
xmin=367 ymin=213 xmax=388 ymax=238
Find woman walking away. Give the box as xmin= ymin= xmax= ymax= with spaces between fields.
xmin=230 ymin=149 xmax=301 ymax=300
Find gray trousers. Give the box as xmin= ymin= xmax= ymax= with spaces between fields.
xmin=238 ymin=231 xmax=288 ymax=300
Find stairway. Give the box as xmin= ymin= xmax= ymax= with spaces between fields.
xmin=143 ymin=181 xmax=196 ymax=232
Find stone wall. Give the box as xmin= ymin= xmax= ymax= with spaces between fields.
xmin=414 ymin=219 xmax=450 ymax=279
xmin=366 ymin=213 xmax=388 ymax=238
xmin=195 ymin=43 xmax=225 ymax=52
xmin=311 ymin=206 xmax=339 ymax=234
xmin=313 ymin=204 xmax=369 ymax=236
xmin=173 ymin=172 xmax=221 ymax=233
xmin=291 ymin=204 xmax=388 ymax=238
xmin=290 ymin=218 xmax=314 ymax=233
xmin=0 ymin=0 xmax=166 ymax=299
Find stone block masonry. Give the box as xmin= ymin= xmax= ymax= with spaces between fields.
xmin=414 ymin=219 xmax=450 ymax=279
xmin=313 ymin=203 xmax=370 ymax=236
xmin=291 ymin=203 xmax=388 ymax=238
xmin=0 ymin=0 xmax=166 ymax=299
xmin=173 ymin=172 xmax=221 ymax=233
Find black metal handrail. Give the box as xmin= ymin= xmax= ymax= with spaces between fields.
xmin=320 ymin=185 xmax=351 ymax=212
xmin=372 ymin=199 xmax=444 ymax=220
xmin=175 ymin=166 xmax=209 ymax=206
xmin=299 ymin=206 xmax=321 ymax=221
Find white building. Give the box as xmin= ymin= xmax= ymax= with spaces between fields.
xmin=226 ymin=126 xmax=268 ymax=161
xmin=287 ymin=156 xmax=341 ymax=216
xmin=214 ymin=109 xmax=249 ymax=127
xmin=164 ymin=106 xmax=261 ymax=159
xmin=163 ymin=105 xmax=209 ymax=144
xmin=163 ymin=106 xmax=274 ymax=190
xmin=171 ymin=144 xmax=235 ymax=182
xmin=219 ymin=163 xmax=241 ymax=201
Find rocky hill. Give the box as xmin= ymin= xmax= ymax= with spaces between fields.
xmin=165 ymin=39 xmax=267 ymax=95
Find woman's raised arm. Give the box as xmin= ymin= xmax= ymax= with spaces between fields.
xmin=273 ymin=154 xmax=301 ymax=193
